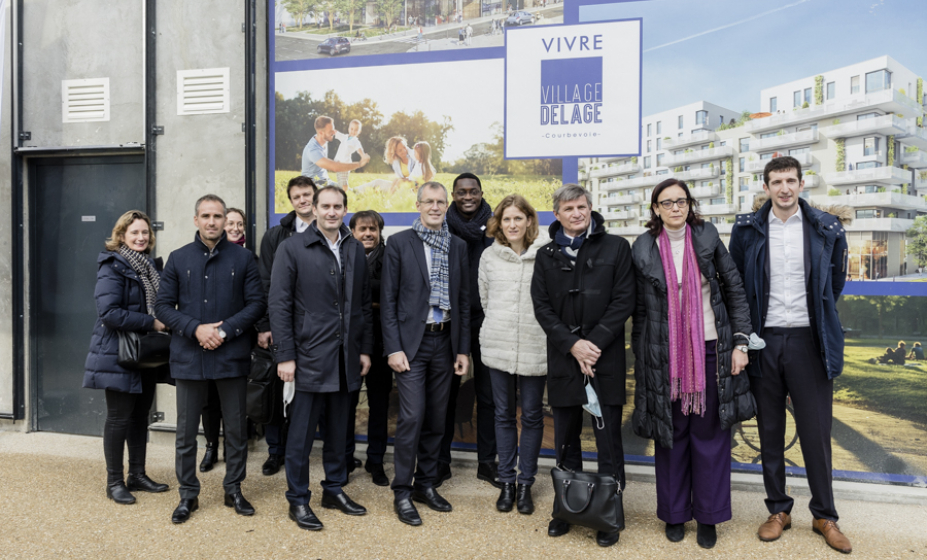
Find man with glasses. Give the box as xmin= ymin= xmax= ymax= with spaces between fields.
xmin=380 ymin=182 xmax=471 ymax=526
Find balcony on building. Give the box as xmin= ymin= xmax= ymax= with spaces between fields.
xmin=900 ymin=149 xmax=927 ymax=169
xmin=601 ymin=210 xmax=639 ymax=221
xmin=903 ymin=124 xmax=927 ymax=151
xmin=847 ymin=217 xmax=916 ymax=232
xmin=745 ymin=151 xmax=814 ymax=173
xmin=662 ymin=146 xmax=735 ymax=167
xmin=690 ymin=185 xmax=720 ymax=198
xmin=745 ymin=89 xmax=925 ymax=134
xmin=700 ymin=203 xmax=739 ymax=215
xmin=674 ymin=167 xmax=719 ymax=182
xmin=664 ymin=130 xmax=719 ymax=150
xmin=590 ymin=161 xmax=641 ymax=178
xmin=609 ymin=225 xmax=648 ymax=236
xmin=822 ymin=114 xmax=909 ymax=139
xmin=751 ymin=129 xmax=820 ymax=152
xmin=601 ymin=174 xmax=666 ymax=191
xmin=714 ymin=222 xmax=733 ymax=235
xmin=915 ymin=177 xmax=927 ymax=192
xmin=823 ymin=166 xmax=910 ymax=186
xmin=810 ymin=192 xmax=927 ymax=212
xmin=600 ymin=193 xmax=643 ymax=206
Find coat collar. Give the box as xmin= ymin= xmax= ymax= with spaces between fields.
xmin=546 ymin=211 xmax=606 ymax=240
xmin=303 ymin=221 xmax=352 ymax=247
xmin=488 ymin=235 xmax=546 ymax=263
xmin=194 ymin=231 xmax=228 ymax=252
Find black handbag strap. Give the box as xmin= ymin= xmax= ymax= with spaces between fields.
xmin=558 ymin=478 xmax=596 ymax=514
xmin=588 ymin=374 xmax=623 ymax=492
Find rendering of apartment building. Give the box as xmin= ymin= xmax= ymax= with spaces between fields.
xmin=580 ymin=56 xmax=927 ymax=280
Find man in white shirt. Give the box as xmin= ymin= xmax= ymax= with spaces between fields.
xmin=730 ymin=156 xmax=851 ymax=554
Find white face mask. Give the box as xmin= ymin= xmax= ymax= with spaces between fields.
xmin=582 ymin=379 xmax=605 ymax=430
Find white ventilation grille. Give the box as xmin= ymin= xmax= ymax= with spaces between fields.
xmin=177 ymin=68 xmax=230 ymax=115
xmin=62 ymin=78 xmax=110 ymax=123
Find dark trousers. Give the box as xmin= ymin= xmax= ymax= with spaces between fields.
xmin=175 ymin=377 xmax=248 ymax=499
xmin=755 ymin=326 xmax=838 ymax=521
xmin=489 ymin=369 xmax=545 ymax=486
xmin=285 ymin=389 xmax=350 ymax=505
xmin=354 ymin=356 xmax=393 ymax=464
xmin=392 ymin=330 xmax=455 ymax=500
xmin=201 ymin=381 xmax=223 ymax=445
xmin=654 ymin=343 xmax=731 ymax=525
xmin=440 ymin=321 xmax=496 ymax=465
xmin=551 ymin=401 xmax=626 ymax=491
xmin=265 ymin=420 xmax=289 ymax=457
xmin=103 ymin=375 xmax=156 ymax=483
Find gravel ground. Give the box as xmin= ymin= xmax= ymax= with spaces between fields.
xmin=0 ymin=431 xmax=924 ymax=559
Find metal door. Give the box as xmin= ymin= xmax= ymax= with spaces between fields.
xmin=31 ymin=155 xmax=147 ymax=435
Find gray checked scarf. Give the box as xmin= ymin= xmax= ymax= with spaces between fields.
xmin=118 ymin=244 xmax=161 ymax=318
xmin=412 ymin=218 xmax=452 ymax=313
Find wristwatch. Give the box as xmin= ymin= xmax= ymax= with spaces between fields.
xmin=218 ymin=327 xmax=227 ymax=339
xmin=736 ymin=345 xmax=748 ymax=354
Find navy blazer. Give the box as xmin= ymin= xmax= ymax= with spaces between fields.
xmin=729 ymin=198 xmax=848 ymax=379
xmin=380 ymin=228 xmax=470 ymax=361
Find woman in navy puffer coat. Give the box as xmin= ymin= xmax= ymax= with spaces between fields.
xmin=83 ymin=211 xmax=170 ymax=504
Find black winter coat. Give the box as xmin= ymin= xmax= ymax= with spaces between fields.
xmin=155 ymin=233 xmax=266 ymax=380
xmin=630 ymin=222 xmax=756 ymax=449
xmin=83 ymin=251 xmax=158 ymax=393
xmin=256 ymin=210 xmax=301 ymax=332
xmin=268 ymin=224 xmax=374 ymax=393
xmin=531 ymin=213 xmax=636 ymax=407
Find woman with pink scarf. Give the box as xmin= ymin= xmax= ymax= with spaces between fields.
xmin=630 ymin=179 xmax=756 ymax=550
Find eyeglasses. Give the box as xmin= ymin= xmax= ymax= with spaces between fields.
xmin=419 ymin=199 xmax=448 ymax=208
xmin=658 ymin=198 xmax=689 ymax=210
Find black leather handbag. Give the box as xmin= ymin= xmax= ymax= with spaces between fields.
xmin=550 ymin=376 xmax=625 ymax=533
xmin=246 ymin=346 xmax=283 ymax=425
xmin=117 ymin=330 xmax=171 ymax=369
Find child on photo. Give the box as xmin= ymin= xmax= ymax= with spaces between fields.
xmin=334 ymin=119 xmax=366 ymax=188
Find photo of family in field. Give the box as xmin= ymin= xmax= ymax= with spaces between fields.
xmin=273 ymin=58 xmax=562 ymax=218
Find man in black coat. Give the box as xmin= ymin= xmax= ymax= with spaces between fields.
xmin=155 ymin=194 xmax=266 ymax=524
xmin=348 ymin=210 xmax=391 ymax=486
xmin=269 ymin=186 xmax=374 ymax=531
xmin=438 ymin=173 xmax=500 ymax=488
xmin=256 ymin=175 xmax=317 ymax=476
xmin=531 ymin=184 xmax=636 ymax=548
xmin=381 ymin=181 xmax=470 ymax=526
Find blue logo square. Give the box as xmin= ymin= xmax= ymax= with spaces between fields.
xmin=540 ymin=57 xmax=603 ymax=105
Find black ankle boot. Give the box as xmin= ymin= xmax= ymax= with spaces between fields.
xmin=200 ymin=443 xmax=219 ymax=472
xmin=496 ymin=483 xmax=516 ymax=512
xmin=106 ymin=481 xmax=136 ymax=505
xmin=697 ymin=523 xmax=717 ymax=549
xmin=516 ymin=484 xmax=534 ymax=515
xmin=126 ymin=473 xmax=169 ymax=493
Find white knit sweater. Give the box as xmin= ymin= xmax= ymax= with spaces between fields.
xmin=478 ymin=236 xmax=549 ymax=376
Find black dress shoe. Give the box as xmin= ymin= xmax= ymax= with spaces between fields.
xmin=516 ymin=484 xmax=534 ymax=515
xmin=548 ymin=518 xmax=571 ymax=537
xmin=412 ymin=487 xmax=452 ymax=512
xmin=665 ymin=522 xmax=685 ymax=542
xmin=321 ymin=491 xmax=367 ymax=516
xmin=697 ymin=522 xmax=717 ymax=549
xmin=365 ymin=461 xmax=390 ymax=487
xmin=346 ymin=457 xmax=362 ymax=474
xmin=106 ymin=481 xmax=136 ymax=505
xmin=289 ymin=503 xmax=323 ymax=531
xmin=262 ymin=453 xmax=284 ymax=476
xmin=596 ymin=530 xmax=620 ymax=547
xmin=171 ymin=498 xmax=199 ymax=524
xmin=126 ymin=473 xmax=169 ymax=493
xmin=496 ymin=482 xmax=516 ymax=512
xmin=477 ymin=462 xmax=503 ymax=489
xmin=434 ymin=462 xmax=452 ymax=488
xmin=394 ymin=498 xmax=422 ymax=526
xmin=199 ymin=443 xmax=219 ymax=473
xmin=224 ymin=491 xmax=255 ymax=516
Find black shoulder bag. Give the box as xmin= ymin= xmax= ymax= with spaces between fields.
xmin=117 ymin=330 xmax=171 ymax=369
xmin=246 ymin=346 xmax=284 ymax=425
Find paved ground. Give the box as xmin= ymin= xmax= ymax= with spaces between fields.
xmin=0 ymin=431 xmax=924 ymax=559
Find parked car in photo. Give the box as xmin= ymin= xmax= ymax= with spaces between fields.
xmin=318 ymin=37 xmax=351 ymax=55
xmin=506 ymin=11 xmax=535 ymax=25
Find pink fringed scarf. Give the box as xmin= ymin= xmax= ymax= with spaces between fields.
xmin=658 ymin=226 xmax=706 ymax=416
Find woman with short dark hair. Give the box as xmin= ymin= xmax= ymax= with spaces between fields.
xmin=83 ymin=210 xmax=170 ymax=504
xmin=631 ymin=179 xmax=756 ymax=548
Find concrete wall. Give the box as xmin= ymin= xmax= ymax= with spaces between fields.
xmin=0 ymin=3 xmax=14 ymax=417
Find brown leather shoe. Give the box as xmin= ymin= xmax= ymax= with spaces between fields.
xmin=758 ymin=512 xmax=792 ymax=542
xmin=813 ymin=518 xmax=852 ymax=554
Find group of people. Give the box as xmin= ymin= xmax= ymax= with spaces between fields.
xmin=301 ymin=116 xmax=435 ymax=194
xmin=874 ymin=340 xmax=923 ymax=364
xmin=83 ymin=155 xmax=853 ymax=554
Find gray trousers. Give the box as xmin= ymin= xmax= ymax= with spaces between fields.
xmin=175 ymin=377 xmax=248 ymax=499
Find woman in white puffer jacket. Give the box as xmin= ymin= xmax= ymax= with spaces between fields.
xmin=478 ymin=194 xmax=548 ymax=516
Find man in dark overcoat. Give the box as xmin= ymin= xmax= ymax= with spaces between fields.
xmin=531 ymin=183 xmax=636 ymax=548
xmin=269 ymin=186 xmax=374 ymax=531
xmin=156 ymin=194 xmax=266 ymax=524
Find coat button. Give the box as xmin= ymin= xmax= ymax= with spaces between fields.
xmin=334 ymin=301 xmax=339 ymax=306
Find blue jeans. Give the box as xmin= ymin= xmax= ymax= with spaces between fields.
xmin=489 ymin=368 xmax=547 ymax=486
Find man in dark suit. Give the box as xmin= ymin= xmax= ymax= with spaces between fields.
xmin=268 ymin=186 xmax=373 ymax=531
xmin=381 ymin=181 xmax=471 ymax=526
xmin=155 ymin=194 xmax=266 ymax=524
xmin=730 ymin=156 xmax=851 ymax=554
